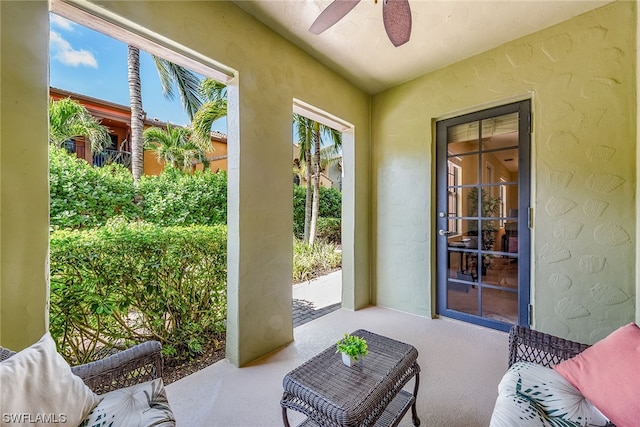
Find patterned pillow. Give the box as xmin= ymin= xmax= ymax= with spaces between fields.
xmin=80 ymin=378 xmax=175 ymax=427
xmin=490 ymin=361 xmax=609 ymax=427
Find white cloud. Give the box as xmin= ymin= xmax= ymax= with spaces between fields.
xmin=50 ymin=31 xmax=98 ymax=68
xmin=50 ymin=31 xmax=72 ymax=51
xmin=50 ymin=14 xmax=75 ymax=31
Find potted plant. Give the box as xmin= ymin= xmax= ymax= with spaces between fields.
xmin=335 ymin=333 xmax=369 ymax=367
xmin=466 ymin=187 xmax=502 ymax=278
xmin=467 ymin=187 xmax=502 ymax=250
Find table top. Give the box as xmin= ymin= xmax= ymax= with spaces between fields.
xmin=281 ymin=330 xmax=419 ymax=426
xmin=448 ymin=240 xmax=474 ymax=249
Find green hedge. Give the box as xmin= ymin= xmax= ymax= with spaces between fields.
xmin=49 ymin=219 xmax=227 ymax=363
xmin=50 ymin=147 xmax=227 ymax=230
xmin=293 ymin=185 xmax=306 ymax=238
xmin=316 ymin=217 xmax=341 ymax=244
xmin=137 ymin=168 xmax=227 ymax=226
xmin=50 ymin=147 xmax=343 ymax=234
xmin=49 ymin=146 xmax=141 ymax=229
xmin=293 ymin=184 xmax=342 ymax=241
xmin=48 ymin=147 xmax=341 ymax=364
xmin=317 ymin=185 xmax=342 ymax=218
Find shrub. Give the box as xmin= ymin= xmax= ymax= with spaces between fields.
xmin=49 ymin=146 xmax=141 ymax=229
xmin=292 ymin=238 xmax=342 ymax=283
xmin=316 ymin=217 xmax=341 ymax=245
xmin=293 ymin=185 xmax=342 ymax=239
xmin=137 ymin=168 xmax=227 ymax=226
xmin=49 ymin=147 xmax=228 ymax=230
xmin=49 ymin=220 xmax=227 ymax=363
xmin=293 ymin=185 xmax=307 ymax=238
xmin=318 ymin=186 xmax=342 ymax=218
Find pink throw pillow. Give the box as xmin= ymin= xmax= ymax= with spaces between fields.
xmin=553 ymin=322 xmax=640 ymax=427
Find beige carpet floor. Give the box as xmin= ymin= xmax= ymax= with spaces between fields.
xmin=166 ymin=306 xmax=509 ymax=427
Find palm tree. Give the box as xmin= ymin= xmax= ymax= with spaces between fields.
xmin=128 ymin=46 xmax=144 ymax=182
xmin=128 ymin=45 xmax=203 ymax=182
xmin=309 ymin=121 xmax=341 ymax=245
xmin=293 ymin=114 xmax=314 ymax=243
xmin=293 ymin=114 xmax=342 ymax=245
xmin=143 ymin=124 xmax=207 ymax=171
xmin=49 ymin=97 xmax=111 ymax=152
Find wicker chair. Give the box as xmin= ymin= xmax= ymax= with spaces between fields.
xmin=508 ymin=325 xmax=590 ymax=368
xmin=507 ymin=325 xmax=616 ymax=427
xmin=0 ymin=340 xmax=163 ymax=395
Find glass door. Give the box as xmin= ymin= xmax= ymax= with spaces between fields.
xmin=436 ymin=100 xmax=531 ymax=331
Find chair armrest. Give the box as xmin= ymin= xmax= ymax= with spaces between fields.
xmin=71 ymin=340 xmax=163 ymax=394
xmin=508 ymin=325 xmax=590 ymax=368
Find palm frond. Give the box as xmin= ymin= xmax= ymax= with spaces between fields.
xmin=200 ymin=78 xmax=227 ymax=102
xmin=49 ymin=97 xmax=111 ymax=152
xmin=143 ymin=123 xmax=201 ymax=171
xmin=152 ymin=56 xmax=203 ymax=120
xmin=191 ymin=100 xmax=227 ymax=148
xmin=320 ymin=125 xmax=342 ymax=151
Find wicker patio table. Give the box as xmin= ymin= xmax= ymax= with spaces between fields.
xmin=280 ymin=329 xmax=421 ymax=427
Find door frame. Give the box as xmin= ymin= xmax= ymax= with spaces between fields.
xmin=435 ymin=99 xmax=531 ymax=331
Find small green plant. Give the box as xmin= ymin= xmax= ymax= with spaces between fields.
xmin=335 ymin=333 xmax=369 ymax=360
xmin=292 ymin=237 xmax=342 ymax=283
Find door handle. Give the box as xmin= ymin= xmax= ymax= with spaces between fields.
xmin=438 ymin=229 xmax=453 ymax=236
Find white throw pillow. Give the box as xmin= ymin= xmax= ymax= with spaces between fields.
xmin=489 ymin=361 xmax=609 ymax=427
xmin=79 ymin=378 xmax=175 ymax=427
xmin=0 ymin=332 xmax=100 ymax=426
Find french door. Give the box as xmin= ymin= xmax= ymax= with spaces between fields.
xmin=436 ymin=100 xmax=531 ymax=331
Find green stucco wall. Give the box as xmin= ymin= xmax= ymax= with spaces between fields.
xmin=0 ymin=1 xmax=51 ymax=350
xmin=637 ymin=1 xmax=640 ymax=325
xmin=371 ymin=0 xmax=636 ymax=343
xmin=2 ymin=0 xmax=636 ymax=358
xmin=0 ymin=0 xmax=371 ymax=364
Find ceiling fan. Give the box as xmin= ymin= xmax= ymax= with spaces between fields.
xmin=309 ymin=0 xmax=412 ymax=47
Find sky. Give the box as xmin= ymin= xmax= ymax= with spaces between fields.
xmin=49 ymin=14 xmax=227 ymax=133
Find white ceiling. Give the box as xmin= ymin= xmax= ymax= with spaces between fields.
xmin=233 ymin=0 xmax=613 ymax=94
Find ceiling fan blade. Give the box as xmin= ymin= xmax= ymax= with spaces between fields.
xmin=383 ymin=0 xmax=412 ymax=47
xmin=309 ymin=0 xmax=361 ymax=35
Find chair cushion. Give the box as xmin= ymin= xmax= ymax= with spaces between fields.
xmin=0 ymin=332 xmax=100 ymax=426
xmin=553 ymin=322 xmax=640 ymax=427
xmin=79 ymin=378 xmax=175 ymax=427
xmin=490 ymin=361 xmax=609 ymax=427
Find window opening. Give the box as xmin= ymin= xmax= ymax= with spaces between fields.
xmin=291 ymin=102 xmax=347 ymax=327
xmin=447 ymin=160 xmax=462 ymax=235
xmin=48 ymin=3 xmax=233 ymax=380
xmin=499 ymin=177 xmax=507 ymax=227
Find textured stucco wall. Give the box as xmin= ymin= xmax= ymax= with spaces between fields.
xmin=62 ymin=0 xmax=371 ymax=365
xmin=372 ymin=1 xmax=636 ymax=343
xmin=0 ymin=1 xmax=51 ymax=350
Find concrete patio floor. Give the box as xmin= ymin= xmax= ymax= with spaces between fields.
xmin=165 ymin=306 xmax=509 ymax=426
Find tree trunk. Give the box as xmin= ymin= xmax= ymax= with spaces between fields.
xmin=309 ymin=124 xmax=321 ymax=246
xmin=128 ymin=45 xmax=144 ymax=182
xmin=303 ymin=148 xmax=312 ymax=243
